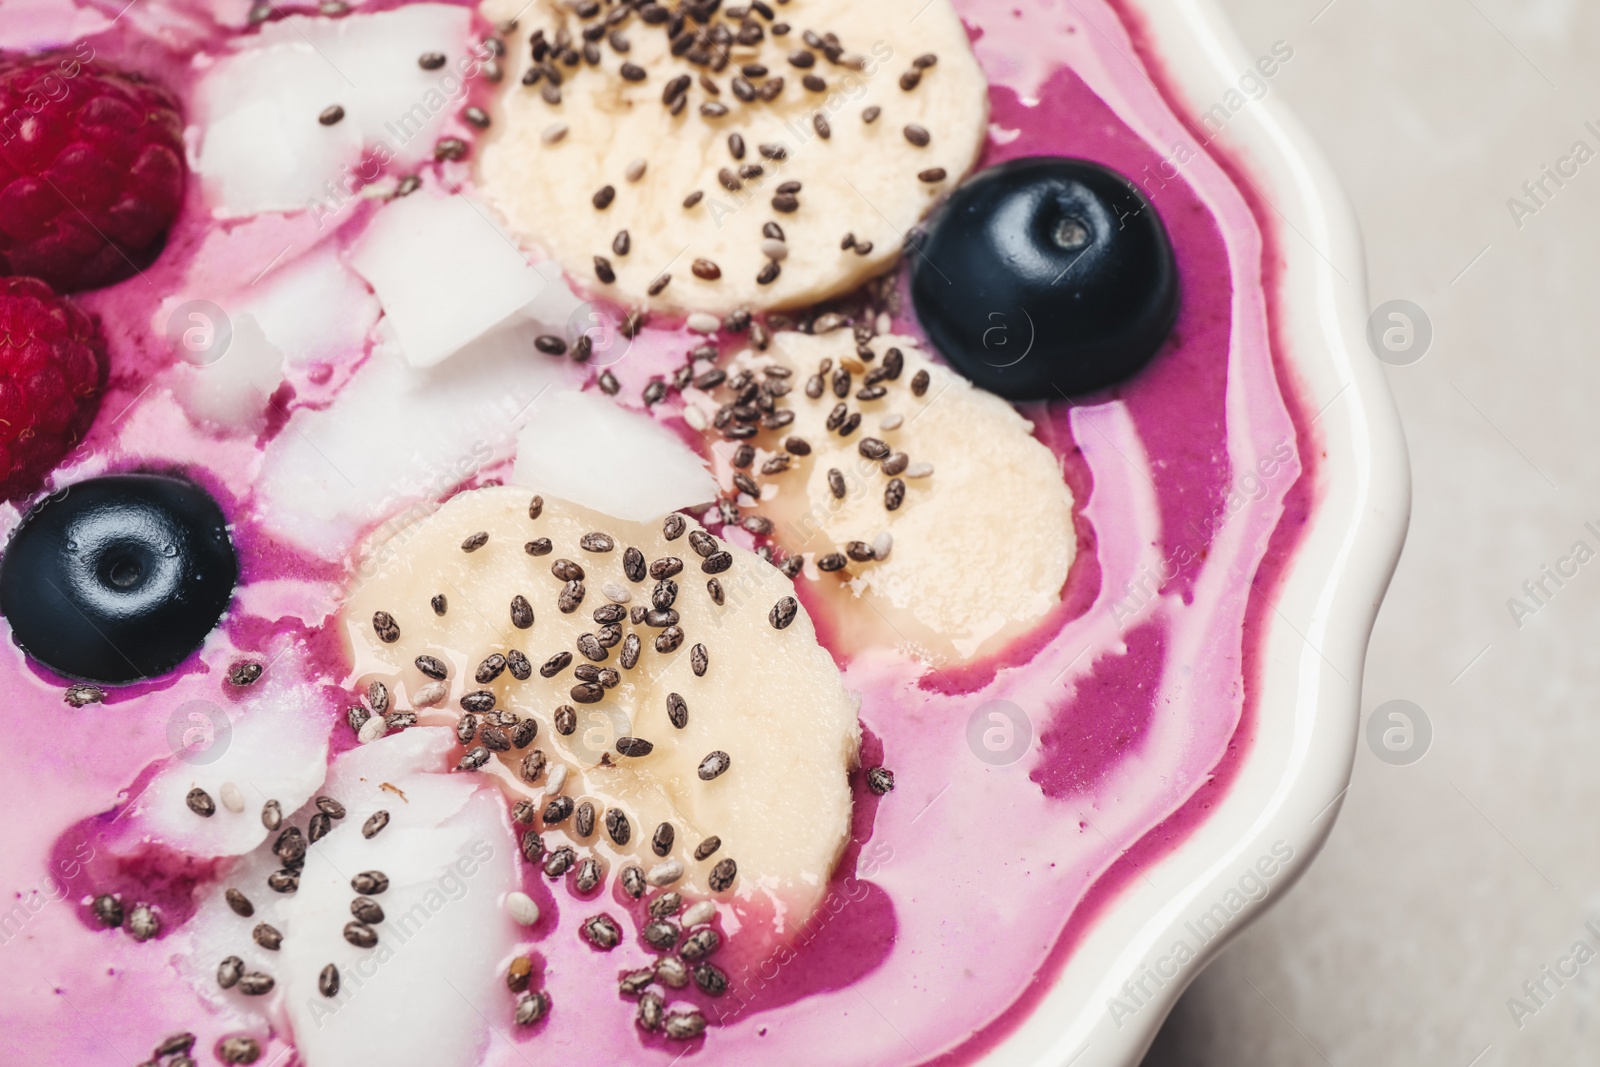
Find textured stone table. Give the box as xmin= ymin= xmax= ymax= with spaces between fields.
xmin=1144 ymin=2 xmax=1600 ymax=1064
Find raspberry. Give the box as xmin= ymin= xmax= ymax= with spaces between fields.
xmin=0 ymin=276 xmax=106 ymax=499
xmin=0 ymin=51 xmax=185 ymax=292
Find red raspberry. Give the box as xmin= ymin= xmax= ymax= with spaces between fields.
xmin=0 ymin=276 xmax=106 ymax=499
xmin=0 ymin=51 xmax=185 ymax=292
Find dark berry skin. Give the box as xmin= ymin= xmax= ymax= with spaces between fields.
xmin=0 ymin=474 xmax=237 ymax=683
xmin=910 ymin=157 xmax=1179 ymax=400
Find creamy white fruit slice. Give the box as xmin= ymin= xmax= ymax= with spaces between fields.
xmin=703 ymin=330 xmax=1075 ymax=663
xmin=340 ymin=485 xmax=860 ymax=936
xmin=476 ymin=0 xmax=988 ymax=314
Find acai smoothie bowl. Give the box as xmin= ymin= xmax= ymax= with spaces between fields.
xmin=0 ymin=0 xmax=1407 ymax=1064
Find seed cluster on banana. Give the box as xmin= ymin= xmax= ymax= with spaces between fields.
xmin=477 ymin=0 xmax=989 ymax=314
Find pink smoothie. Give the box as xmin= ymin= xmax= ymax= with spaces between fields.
xmin=0 ymin=0 xmax=1315 ymax=1064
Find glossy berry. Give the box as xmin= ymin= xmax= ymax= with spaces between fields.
xmin=910 ymin=157 xmax=1178 ymax=400
xmin=0 ymin=276 xmax=106 ymax=499
xmin=0 ymin=51 xmax=186 ymax=292
xmin=0 ymin=474 xmax=238 ymax=683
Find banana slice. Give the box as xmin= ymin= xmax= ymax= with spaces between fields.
xmin=476 ymin=0 xmax=988 ymax=314
xmin=340 ymin=485 xmax=860 ymax=940
xmin=704 ymin=329 xmax=1076 ymax=663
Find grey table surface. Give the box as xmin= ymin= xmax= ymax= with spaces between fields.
xmin=1142 ymin=1 xmax=1600 ymax=1064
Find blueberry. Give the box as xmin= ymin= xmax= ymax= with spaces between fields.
xmin=910 ymin=156 xmax=1179 ymax=400
xmin=0 ymin=474 xmax=238 ymax=683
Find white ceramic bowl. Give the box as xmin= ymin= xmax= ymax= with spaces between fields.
xmin=975 ymin=2 xmax=1410 ymax=1064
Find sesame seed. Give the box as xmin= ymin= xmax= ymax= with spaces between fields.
xmin=873 ymin=531 xmax=894 ymax=560
xmin=507 ymin=650 xmax=532 ymax=680
xmin=510 ymin=594 xmax=535 ymax=628
xmin=648 ymin=274 xmax=672 ymax=296
xmin=600 ymin=369 xmax=621 ymax=394
xmin=769 ymin=596 xmax=798 ymax=629
xmin=789 ymin=49 xmax=815 ymax=67
xmin=694 ymin=962 xmax=729 ymax=996
xmin=655 ymin=625 xmax=685 ymax=653
xmin=911 ymin=368 xmax=931 ymax=396
xmin=811 ymin=112 xmax=830 ymax=139
xmin=236 ymin=970 xmax=274 ymax=995
xmin=701 ymin=100 xmax=729 ymax=118
xmin=698 ymin=750 xmax=731 ymax=780
xmin=681 ymin=926 xmax=723 ymax=965
xmin=464 ymin=105 xmax=490 ymax=128
xmin=665 ymin=1010 xmax=707 ymax=1040
xmin=914 ymin=52 xmax=939 ymax=68
xmin=919 ymin=167 xmax=948 ymax=183
xmin=604 ymin=807 xmax=633 ymax=846
xmin=904 ymin=123 xmax=931 ymax=146
xmin=350 ymin=896 xmax=384 ymax=925
xmin=882 ymin=451 xmax=910 ymax=475
xmin=855 ymin=240 xmax=874 ymax=255
xmin=757 ymin=260 xmax=782 ymax=285
xmin=847 ymin=541 xmax=876 ymax=562
xmin=905 ymin=461 xmax=935 ymax=478
xmin=646 ymin=859 xmax=684 ymax=886
xmin=186 ymin=787 xmax=216 ymax=817
xmin=663 ymin=690 xmax=690 ymax=729
xmin=692 ymin=258 xmax=722 ymax=280
xmin=803 ymin=73 xmax=826 ymax=91
xmin=515 ymin=990 xmax=551 ymax=1026
xmin=594 ymin=255 xmax=615 ymax=283
xmin=759 ymin=142 xmax=788 ymax=161
xmin=708 ymin=858 xmax=738 ymax=893
xmin=372 ymin=611 xmax=400 ymax=643
xmin=817 ymin=552 xmax=846 ymax=572
xmin=867 ymin=766 xmax=895 ymax=794
xmin=63 ymin=682 xmax=105 ymax=707
xmin=419 ymin=51 xmax=446 ymax=70
xmin=581 ymin=913 xmax=622 ymax=950
xmin=319 ymin=104 xmax=345 ymax=126
xmin=862 ymin=104 xmax=881 ymax=123
xmin=620 ymin=61 xmax=647 ymax=80
xmin=593 ymin=184 xmax=616 ymax=209
xmin=434 ymin=136 xmax=468 ymax=160
xmin=625 ymin=157 xmax=647 ymax=181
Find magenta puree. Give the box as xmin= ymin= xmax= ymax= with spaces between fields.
xmin=0 ymin=0 xmax=1315 ymax=1064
